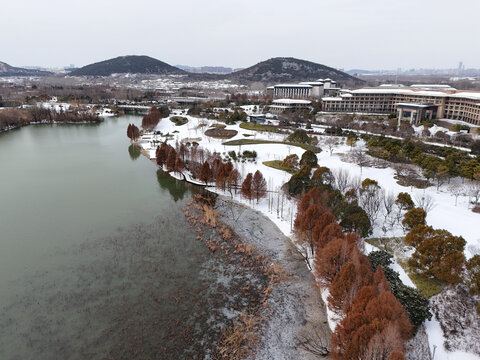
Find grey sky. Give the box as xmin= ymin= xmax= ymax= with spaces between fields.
xmin=2 ymin=0 xmax=479 ymax=70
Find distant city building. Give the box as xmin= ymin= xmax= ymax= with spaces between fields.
xmin=269 ymin=99 xmax=312 ymax=114
xmin=321 ymin=86 xmax=480 ymax=125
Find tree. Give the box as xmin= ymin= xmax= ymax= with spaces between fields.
xmin=337 ymin=201 xmax=372 ymax=238
xmin=330 ymin=285 xmax=412 ymax=360
xmin=300 ymin=150 xmax=318 ymax=168
xmin=310 ymin=166 xmax=334 ymax=187
xmin=436 ymin=164 xmax=450 ymax=190
xmin=287 ymin=129 xmax=310 ymax=144
xmin=395 ymin=192 xmax=414 ymax=211
xmin=359 ymin=178 xmax=382 ymax=226
xmin=407 ymin=226 xmax=466 ymax=284
xmin=252 ymin=170 xmax=267 ymax=203
xmin=314 ymin=236 xmax=353 ymax=285
xmin=241 ymin=173 xmax=254 ymax=201
xmin=127 ymin=123 xmax=140 ymax=140
xmin=156 ymin=142 xmax=169 ymax=167
xmin=166 ymin=148 xmax=177 ymax=172
xmin=369 ymin=251 xmax=432 ymax=328
xmin=280 ymin=154 xmax=299 ymax=169
xmin=287 ymin=164 xmax=312 ymax=195
xmin=294 ymin=205 xmax=325 ymax=253
xmin=401 ymin=207 xmax=426 ymax=231
xmin=174 ymin=156 xmax=184 ymax=174
xmin=297 ymin=187 xmax=327 ymax=215
xmin=227 ymin=169 xmax=241 ymax=195
xmin=311 ymin=212 xmax=337 ymax=249
xmin=352 ymin=145 xmax=368 ymax=173
xmin=466 ymin=255 xmax=480 ymax=296
xmin=324 ymin=137 xmax=337 ymax=155
xmin=198 ymin=161 xmax=212 ymax=185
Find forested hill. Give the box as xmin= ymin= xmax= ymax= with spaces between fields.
xmin=69 ymin=55 xmax=187 ymax=76
xmin=0 ymin=61 xmax=53 ymax=77
xmin=225 ymin=57 xmax=364 ymax=85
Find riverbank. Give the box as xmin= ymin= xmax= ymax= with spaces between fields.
xmin=208 ymin=196 xmax=330 ymax=359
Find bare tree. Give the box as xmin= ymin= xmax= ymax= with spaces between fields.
xmin=324 ymin=137 xmax=337 ymax=156
xmin=468 ymin=181 xmax=480 ymax=207
xmin=415 ymin=193 xmax=436 ymax=214
xmin=352 ymin=144 xmax=368 ymax=174
xmin=382 ymin=191 xmax=396 ymax=232
xmin=334 ymin=168 xmax=350 ymax=194
xmin=448 ymin=183 xmax=465 ymax=206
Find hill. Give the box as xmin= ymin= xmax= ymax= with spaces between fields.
xmin=69 ymin=55 xmax=186 ymax=76
xmin=0 ymin=61 xmax=53 ymax=77
xmin=226 ymin=57 xmax=363 ymax=84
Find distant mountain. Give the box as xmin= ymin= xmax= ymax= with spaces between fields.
xmin=226 ymin=57 xmax=363 ymax=84
xmin=69 ymin=55 xmax=186 ymax=76
xmin=0 ymin=61 xmax=53 ymax=77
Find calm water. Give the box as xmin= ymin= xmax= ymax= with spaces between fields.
xmin=0 ymin=117 xmax=229 ymax=359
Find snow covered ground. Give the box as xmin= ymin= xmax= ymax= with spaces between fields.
xmin=136 ymin=112 xmax=480 ymax=359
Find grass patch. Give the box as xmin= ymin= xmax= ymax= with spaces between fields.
xmin=223 ymin=139 xmax=322 ymax=153
xmin=406 ymin=271 xmax=445 ymax=298
xmin=210 ymin=123 xmax=226 ymax=128
xmin=262 ymin=160 xmax=297 ymax=174
xmin=170 ymin=116 xmax=188 ymax=126
xmin=239 ymin=122 xmax=282 ymax=133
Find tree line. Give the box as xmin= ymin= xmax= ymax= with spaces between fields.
xmin=0 ymin=105 xmax=101 ymax=132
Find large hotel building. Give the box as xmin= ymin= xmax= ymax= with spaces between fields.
xmin=321 ymin=85 xmax=480 ymax=126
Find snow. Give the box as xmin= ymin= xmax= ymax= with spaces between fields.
xmin=136 ymin=112 xmax=480 ymax=359
xmin=425 ymin=317 xmax=480 ymax=360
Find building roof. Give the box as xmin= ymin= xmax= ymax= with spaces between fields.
xmin=396 ymin=102 xmax=437 ymax=109
xmin=299 ymin=81 xmax=324 ymax=86
xmin=274 ymin=84 xmax=312 ymax=88
xmin=272 ymin=98 xmax=311 ymax=105
xmin=449 ymin=92 xmax=480 ymax=100
xmin=411 ymin=84 xmax=456 ymax=91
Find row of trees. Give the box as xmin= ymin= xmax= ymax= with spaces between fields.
xmin=1 ymin=106 xmax=101 ymax=131
xmin=141 ymin=105 xmax=170 ymax=130
xmin=366 ymin=136 xmax=480 ymax=182
xmin=294 ymin=188 xmax=415 ymax=359
xmin=288 ymin=165 xmax=372 ymax=238
xmin=152 ymin=140 xmax=269 ymax=204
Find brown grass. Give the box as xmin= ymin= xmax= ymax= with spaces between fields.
xmin=217 ymin=314 xmax=261 ymax=360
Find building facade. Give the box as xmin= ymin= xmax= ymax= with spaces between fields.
xmin=270 ymin=79 xmax=338 ymax=99
xmin=269 ymin=99 xmax=312 ymax=114
xmin=321 ymin=87 xmax=480 ymax=125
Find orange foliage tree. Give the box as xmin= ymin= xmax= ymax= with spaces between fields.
xmin=241 ymin=173 xmax=254 ymax=201
xmin=252 ymin=170 xmax=267 ymax=203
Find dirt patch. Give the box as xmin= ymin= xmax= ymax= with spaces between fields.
xmin=205 ymin=128 xmax=238 ymax=139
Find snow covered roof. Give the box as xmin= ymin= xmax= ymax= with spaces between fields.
xmin=350 ymin=88 xmax=449 ymax=97
xmin=299 ymin=81 xmax=324 ymax=86
xmin=266 ymin=86 xmax=274 ymax=90
xmin=322 ymin=97 xmax=342 ymax=101
xmin=274 ymin=83 xmax=312 ymax=88
xmin=396 ymin=102 xmax=437 ymax=108
xmin=411 ymin=84 xmax=456 ymax=91
xmin=449 ymin=92 xmax=480 ymax=100
xmin=272 ymin=99 xmax=311 ymax=104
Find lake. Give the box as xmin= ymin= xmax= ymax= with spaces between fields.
xmin=0 ymin=116 xmax=233 ymax=359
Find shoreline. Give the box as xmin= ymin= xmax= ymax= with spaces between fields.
xmin=214 ymin=196 xmax=330 ymax=359
xmin=0 ymin=119 xmax=104 ymax=134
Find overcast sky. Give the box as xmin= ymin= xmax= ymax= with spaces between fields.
xmin=2 ymin=0 xmax=479 ymax=70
